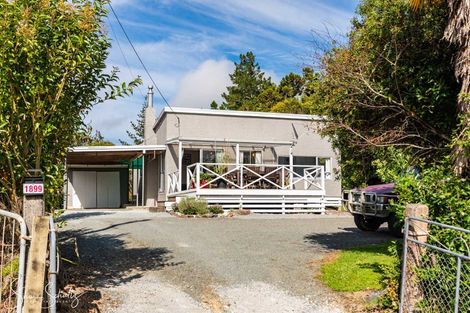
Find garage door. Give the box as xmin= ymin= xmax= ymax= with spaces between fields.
xmin=72 ymin=171 xmax=97 ymax=209
xmin=71 ymin=171 xmax=120 ymax=209
xmin=97 ymin=172 xmax=120 ymax=208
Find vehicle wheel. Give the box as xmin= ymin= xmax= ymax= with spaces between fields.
xmin=387 ymin=213 xmax=403 ymax=237
xmin=354 ymin=214 xmax=381 ymax=231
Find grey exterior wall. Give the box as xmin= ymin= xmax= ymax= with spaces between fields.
xmin=146 ymin=110 xmax=342 ymax=199
xmin=144 ymin=106 xmax=158 ymax=145
xmin=144 ymin=156 xmax=159 ymax=206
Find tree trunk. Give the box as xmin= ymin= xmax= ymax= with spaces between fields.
xmin=444 ymin=0 xmax=470 ymax=176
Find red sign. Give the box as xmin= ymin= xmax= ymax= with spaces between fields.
xmin=23 ymin=183 xmax=44 ymax=195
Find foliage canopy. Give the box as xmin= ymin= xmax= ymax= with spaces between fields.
xmin=0 ymin=0 xmax=140 ymax=213
xmin=315 ymin=0 xmax=460 ymax=187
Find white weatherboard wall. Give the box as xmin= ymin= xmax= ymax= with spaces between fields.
xmin=70 ymin=171 xmax=120 ymax=209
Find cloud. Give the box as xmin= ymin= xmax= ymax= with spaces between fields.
xmin=181 ymin=0 xmax=354 ymax=35
xmin=171 ymin=59 xmax=234 ymax=108
xmin=84 ymin=96 xmax=143 ymax=143
xmin=86 ymin=0 xmax=358 ymax=142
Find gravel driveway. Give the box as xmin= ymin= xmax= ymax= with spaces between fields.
xmin=59 ymin=210 xmax=393 ymax=313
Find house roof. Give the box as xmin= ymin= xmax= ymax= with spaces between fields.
xmin=153 ymin=107 xmax=324 ymax=130
xmin=67 ymin=145 xmax=165 ymax=165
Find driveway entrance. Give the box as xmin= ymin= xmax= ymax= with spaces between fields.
xmin=60 ymin=211 xmax=393 ymax=312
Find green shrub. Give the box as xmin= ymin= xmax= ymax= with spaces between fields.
xmin=375 ymin=153 xmax=470 ymax=249
xmin=175 ymin=197 xmax=209 ymax=215
xmin=374 ymin=150 xmax=470 ymax=311
xmin=208 ymin=205 xmax=224 ymax=214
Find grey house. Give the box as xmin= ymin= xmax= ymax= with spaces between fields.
xmin=66 ymin=87 xmax=341 ymax=213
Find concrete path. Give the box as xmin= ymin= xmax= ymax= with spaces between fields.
xmin=60 ymin=210 xmax=393 ymax=313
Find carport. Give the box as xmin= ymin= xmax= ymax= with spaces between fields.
xmin=66 ymin=145 xmax=165 ymax=209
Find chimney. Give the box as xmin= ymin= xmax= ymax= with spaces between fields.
xmin=143 ymin=86 xmax=156 ymax=145
xmin=147 ymin=85 xmax=154 ymax=108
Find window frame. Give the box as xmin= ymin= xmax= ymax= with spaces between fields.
xmin=202 ymin=149 xmax=225 ymax=163
xmin=277 ymin=155 xmax=332 ymax=179
xmin=239 ymin=150 xmax=262 ymax=165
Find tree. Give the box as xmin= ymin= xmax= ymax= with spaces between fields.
xmin=121 ymin=101 xmax=145 ymax=145
xmin=213 ymin=52 xmax=321 ymax=115
xmin=78 ymin=125 xmax=114 ymax=146
xmin=210 ymin=100 xmax=218 ymax=109
xmin=253 ymin=85 xmax=283 ymax=112
xmin=278 ymin=73 xmax=304 ymax=98
xmin=314 ymin=0 xmax=459 ymax=187
xmin=218 ymin=52 xmax=272 ymax=110
xmin=300 ymin=67 xmax=321 ymax=97
xmin=0 ymin=0 xmax=140 ymax=213
xmin=409 ymin=0 xmax=470 ymax=175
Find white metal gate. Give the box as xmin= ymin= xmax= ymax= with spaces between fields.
xmin=0 ymin=209 xmax=27 ymax=313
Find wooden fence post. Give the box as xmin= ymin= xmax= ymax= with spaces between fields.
xmin=406 ymin=204 xmax=429 ymax=237
xmin=23 ymin=216 xmax=50 ymax=313
xmin=22 ymin=172 xmax=45 ymax=233
xmin=404 ymin=203 xmax=429 ymax=312
xmin=23 ymin=195 xmax=45 ymax=234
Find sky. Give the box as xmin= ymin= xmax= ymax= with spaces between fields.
xmin=86 ymin=0 xmax=360 ymax=143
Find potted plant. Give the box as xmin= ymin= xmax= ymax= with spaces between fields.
xmin=213 ymin=153 xmax=231 ymax=188
xmin=199 ymin=172 xmax=212 ymax=188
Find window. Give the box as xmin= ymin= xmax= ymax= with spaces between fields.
xmin=277 ymin=156 xmax=332 ymax=178
xmin=202 ymin=149 xmax=224 ymax=163
xmin=318 ymin=157 xmax=332 ymax=179
xmin=159 ymin=155 xmax=165 ymax=192
xmin=240 ymin=151 xmax=262 ymax=164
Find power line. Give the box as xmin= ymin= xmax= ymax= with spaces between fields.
xmin=108 ymin=2 xmax=177 ymax=116
xmin=106 ymin=15 xmax=145 ymax=98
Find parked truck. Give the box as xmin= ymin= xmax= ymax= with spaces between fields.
xmin=347 ymin=183 xmax=402 ymax=236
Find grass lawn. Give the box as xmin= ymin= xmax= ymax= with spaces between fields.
xmin=320 ymin=241 xmax=396 ymax=292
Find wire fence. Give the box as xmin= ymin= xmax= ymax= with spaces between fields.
xmin=0 ymin=209 xmax=27 ymax=313
xmin=400 ymin=217 xmax=470 ymax=313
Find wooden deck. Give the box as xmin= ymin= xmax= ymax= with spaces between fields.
xmin=167 ymin=163 xmax=331 ymax=213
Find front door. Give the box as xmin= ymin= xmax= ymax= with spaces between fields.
xmin=182 ymin=149 xmax=200 ymax=190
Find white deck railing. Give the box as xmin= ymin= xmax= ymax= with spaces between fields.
xmin=168 ymin=171 xmax=180 ymax=194
xmin=173 ymin=163 xmax=325 ymax=193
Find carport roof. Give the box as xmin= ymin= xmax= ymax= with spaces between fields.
xmin=67 ymin=145 xmax=166 ymax=165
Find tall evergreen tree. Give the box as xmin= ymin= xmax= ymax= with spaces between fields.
xmin=278 ymin=73 xmax=304 ymax=98
xmin=218 ymin=52 xmax=272 ymax=110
